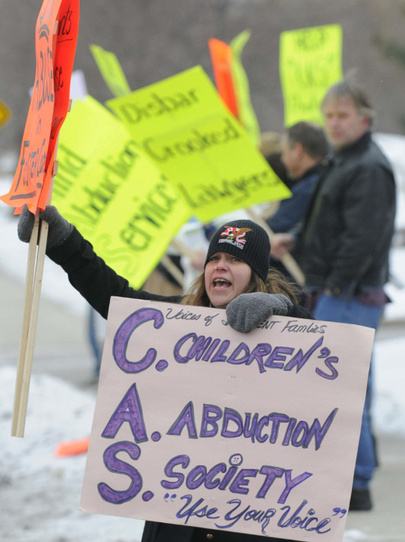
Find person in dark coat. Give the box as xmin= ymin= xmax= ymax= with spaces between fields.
xmin=267 ymin=121 xmax=329 ymax=235
xmin=18 ymin=206 xmax=310 ymax=542
xmin=266 ymin=121 xmax=329 ymax=281
xmin=271 ymin=77 xmax=397 ymax=512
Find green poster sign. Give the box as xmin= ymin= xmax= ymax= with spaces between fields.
xmin=107 ymin=66 xmax=290 ymax=223
xmin=90 ymin=44 xmax=132 ymax=97
xmin=230 ymin=30 xmax=261 ymax=147
xmin=52 ymin=96 xmax=190 ymax=288
xmin=280 ymin=25 xmax=343 ymax=126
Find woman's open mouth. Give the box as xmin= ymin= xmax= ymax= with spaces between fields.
xmin=213 ymin=278 xmax=231 ymax=289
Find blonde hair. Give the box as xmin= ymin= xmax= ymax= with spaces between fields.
xmin=182 ymin=268 xmax=301 ymax=307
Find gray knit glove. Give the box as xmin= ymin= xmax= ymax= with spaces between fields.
xmin=226 ymin=292 xmax=294 ymax=333
xmin=17 ymin=204 xmax=74 ymax=250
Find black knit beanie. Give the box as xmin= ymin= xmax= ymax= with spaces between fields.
xmin=204 ymin=219 xmax=271 ymax=282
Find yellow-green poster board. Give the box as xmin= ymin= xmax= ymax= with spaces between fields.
xmin=90 ymin=44 xmax=132 ymax=97
xmin=280 ymin=25 xmax=343 ymax=126
xmin=107 ymin=66 xmax=290 ymax=223
xmin=52 ymin=96 xmax=190 ymax=288
xmin=230 ymin=30 xmax=261 ymax=147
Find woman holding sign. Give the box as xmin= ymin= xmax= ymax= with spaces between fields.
xmin=18 ymin=205 xmax=309 ymax=542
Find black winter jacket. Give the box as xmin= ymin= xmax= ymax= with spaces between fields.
xmin=47 ymin=227 xmax=308 ymax=542
xmin=47 ymin=227 xmax=310 ymax=322
xmin=299 ymin=131 xmax=396 ymax=295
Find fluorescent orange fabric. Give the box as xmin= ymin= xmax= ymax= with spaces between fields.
xmin=208 ymin=38 xmax=239 ymax=119
xmin=1 ymin=0 xmax=80 ymax=213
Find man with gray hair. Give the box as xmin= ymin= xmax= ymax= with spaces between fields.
xmin=271 ymin=77 xmax=397 ymax=511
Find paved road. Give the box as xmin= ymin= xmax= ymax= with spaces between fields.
xmin=1 ymin=269 xmax=404 ymax=540
xmin=0 ymin=269 xmax=96 ymax=387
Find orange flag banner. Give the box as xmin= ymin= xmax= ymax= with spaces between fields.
xmin=39 ymin=0 xmax=80 ymax=209
xmin=208 ymin=38 xmax=239 ymax=119
xmin=1 ymin=0 xmax=80 ymax=213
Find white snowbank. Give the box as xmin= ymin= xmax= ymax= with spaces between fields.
xmin=0 ymin=366 xmax=144 ymax=542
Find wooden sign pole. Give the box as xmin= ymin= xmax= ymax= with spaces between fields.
xmin=11 ymin=216 xmax=50 ymax=436
xmin=8 ymin=0 xmax=80 ymax=436
xmin=11 ymin=158 xmax=59 ymax=437
xmin=11 ymin=213 xmax=40 ymax=435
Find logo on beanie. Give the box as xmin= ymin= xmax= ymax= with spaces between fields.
xmin=219 ymin=226 xmax=252 ymax=249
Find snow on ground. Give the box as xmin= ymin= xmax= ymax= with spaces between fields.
xmin=0 ymin=367 xmax=145 ymax=542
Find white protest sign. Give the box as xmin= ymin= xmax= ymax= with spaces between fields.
xmin=80 ymin=297 xmax=374 ymax=541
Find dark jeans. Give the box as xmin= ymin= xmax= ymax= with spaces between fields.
xmin=313 ymin=293 xmax=383 ymax=489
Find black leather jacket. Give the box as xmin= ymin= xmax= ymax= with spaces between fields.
xmin=298 ymin=131 xmax=396 ymax=295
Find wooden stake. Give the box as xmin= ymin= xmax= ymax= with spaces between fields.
xmin=246 ymin=208 xmax=306 ymax=286
xmin=10 ymin=7 xmax=73 ymax=435
xmin=11 ymin=213 xmax=40 ymax=435
xmin=11 ymin=218 xmax=49 ymax=437
xmin=11 ymin=159 xmax=58 ymax=437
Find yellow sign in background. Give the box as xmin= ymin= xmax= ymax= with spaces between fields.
xmin=90 ymin=44 xmax=132 ymax=98
xmin=107 ymin=66 xmax=290 ymax=223
xmin=280 ymin=25 xmax=343 ymax=127
xmin=230 ymin=30 xmax=261 ymax=147
xmin=52 ymin=96 xmax=190 ymax=288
